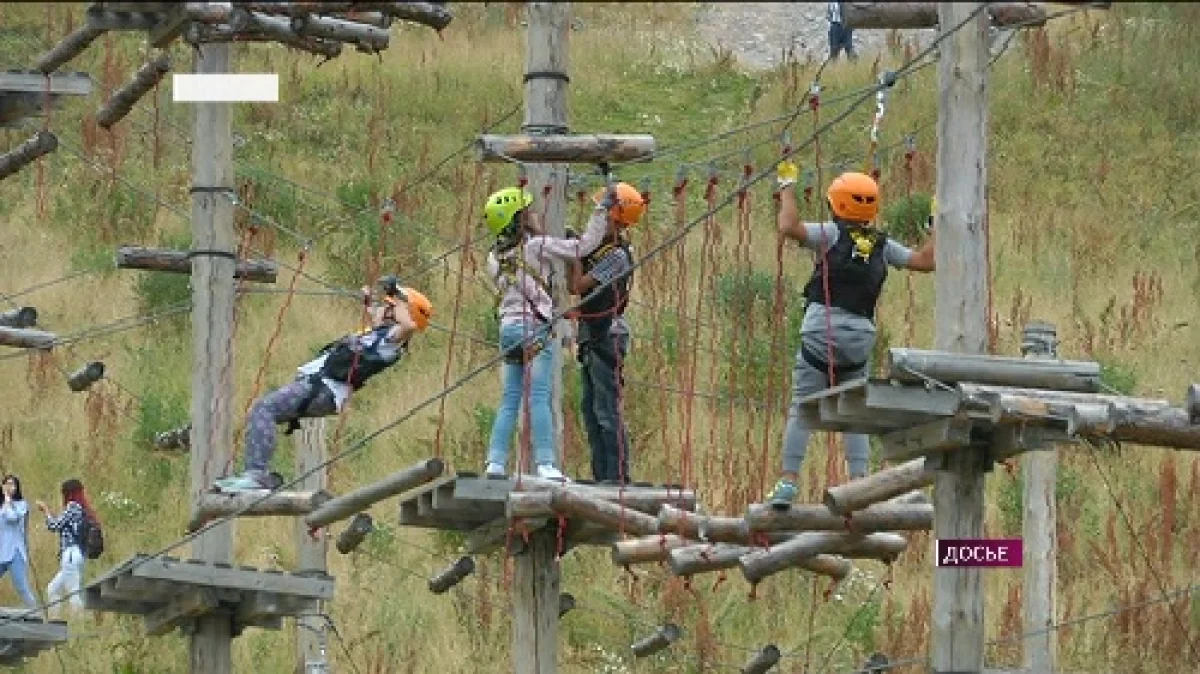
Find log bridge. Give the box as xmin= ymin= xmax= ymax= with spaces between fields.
xmin=82 ymin=554 xmax=334 ymax=637
xmin=0 ymin=608 xmax=67 ymax=668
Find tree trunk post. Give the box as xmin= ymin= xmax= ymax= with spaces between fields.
xmin=295 ymin=418 xmax=329 ymax=673
xmin=1021 ymin=321 xmax=1057 ymax=673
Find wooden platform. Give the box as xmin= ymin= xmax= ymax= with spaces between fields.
xmin=0 ymin=71 xmax=94 ymax=127
xmin=397 ymin=472 xmax=696 ymax=555
xmin=83 ymin=554 xmax=334 ymax=637
xmin=0 ymin=608 xmax=67 ymax=667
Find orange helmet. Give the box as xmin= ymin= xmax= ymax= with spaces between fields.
xmin=400 ymin=287 xmax=433 ymax=331
xmin=593 ymin=182 xmax=646 ymax=227
xmin=826 ymin=172 xmax=879 ymax=223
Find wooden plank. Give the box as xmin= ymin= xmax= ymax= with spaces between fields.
xmin=465 ymin=516 xmax=549 ymax=555
xmin=82 ymin=585 xmax=158 ymax=615
xmin=131 ymin=557 xmax=334 ymax=600
xmin=144 ymin=588 xmax=220 ymax=637
xmin=863 ymin=381 xmax=963 ymax=416
xmin=0 ymin=618 xmax=68 ymax=642
xmin=817 ymin=395 xmax=907 ymax=432
xmin=0 ymin=71 xmax=94 ymax=96
xmin=291 ymin=13 xmax=391 ymax=51
xmin=880 ymin=417 xmax=975 ymax=462
xmin=837 ymin=388 xmax=943 ymax=427
xmin=431 ymin=480 xmax=505 ymax=521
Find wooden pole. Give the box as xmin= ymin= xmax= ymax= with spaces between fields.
xmin=116 ymin=245 xmax=278 ymax=283
xmin=295 ymin=418 xmax=329 ymax=674
xmin=610 ymin=534 xmax=690 ymax=566
xmin=0 ymin=131 xmax=58 ymax=182
xmin=513 ymin=528 xmax=560 ymax=674
xmin=187 ymin=41 xmax=236 ymax=674
xmin=931 ymin=4 xmax=990 ymax=672
xmin=32 ymin=26 xmax=105 ymax=74
xmin=886 ymin=347 xmax=1101 ymax=392
xmin=188 ymin=490 xmax=331 ymax=533
xmin=96 ymin=53 xmax=172 ymax=130
xmin=523 ymin=2 xmax=571 ymax=472
xmin=303 ymin=458 xmax=444 ymax=530
xmin=475 ymin=134 xmax=656 ymax=164
xmin=0 ymin=326 xmax=57 ymax=349
xmin=823 ymin=457 xmax=935 ymax=515
xmin=745 ymin=501 xmax=934 ymax=534
xmin=739 ymin=532 xmax=908 ymax=584
xmin=1021 ymin=322 xmax=1057 ymax=673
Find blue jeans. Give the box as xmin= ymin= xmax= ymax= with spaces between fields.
xmin=487 ymin=321 xmax=558 ymax=469
xmin=0 ymin=551 xmax=39 ymax=609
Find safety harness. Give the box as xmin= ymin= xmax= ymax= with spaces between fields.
xmin=492 ymin=246 xmax=556 ymax=364
xmin=576 ymin=236 xmax=633 ymax=370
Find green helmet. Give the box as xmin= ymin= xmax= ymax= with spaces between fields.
xmin=482 ymin=187 xmax=534 ymax=235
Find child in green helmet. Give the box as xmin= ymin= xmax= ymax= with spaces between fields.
xmin=482 ymin=183 xmax=616 ymax=481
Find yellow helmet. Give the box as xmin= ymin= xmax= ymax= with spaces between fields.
xmin=482 ymin=187 xmax=534 ymax=235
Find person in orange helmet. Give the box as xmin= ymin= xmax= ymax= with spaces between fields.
xmin=765 ymin=163 xmax=936 ymax=508
xmin=566 ymin=181 xmax=644 ymax=484
xmin=215 ymin=276 xmax=433 ymax=493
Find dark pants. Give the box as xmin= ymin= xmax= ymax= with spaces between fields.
xmin=577 ymin=321 xmax=631 ymax=483
xmin=244 ymin=377 xmax=337 ymax=474
xmin=829 ymin=21 xmax=856 ymax=60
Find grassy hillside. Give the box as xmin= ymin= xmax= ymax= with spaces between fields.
xmin=0 ymin=2 xmax=1196 ymax=673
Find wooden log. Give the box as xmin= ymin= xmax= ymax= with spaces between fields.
xmin=188 ymin=490 xmax=333 ymax=532
xmin=291 ymin=14 xmax=390 ymax=52
xmin=507 ymin=490 xmax=556 ymax=519
xmin=154 ymin=423 xmax=191 ymax=451
xmin=657 ymin=504 xmax=750 ymax=543
xmin=382 ymin=2 xmax=453 ymax=30
xmin=610 ymin=534 xmax=690 ymax=566
xmin=116 ymin=245 xmax=279 ymax=284
xmin=631 ymin=623 xmax=683 ymax=658
xmin=1066 ymin=402 xmax=1117 ymax=436
xmin=739 ymin=532 xmax=908 ymax=584
xmin=668 ymin=543 xmax=750 ymax=577
xmin=96 ymin=53 xmax=171 ymax=129
xmin=334 ymin=11 xmax=392 ymax=29
xmin=957 ymin=382 xmax=1172 ymax=409
xmin=234 ymin=2 xmax=452 ymax=29
xmin=517 ymin=477 xmax=696 ymax=514
xmin=887 ymin=347 xmax=1100 ymax=392
xmin=335 ymin=512 xmax=374 ymax=554
xmin=217 ymin=10 xmax=346 ymax=59
xmin=1106 ymin=404 xmax=1200 ymax=451
xmin=475 ymin=133 xmax=656 ymax=164
xmin=1186 ymin=384 xmax=1199 ymax=425
xmin=428 ymin=555 xmax=475 ymax=594
xmin=33 ymin=26 xmax=105 ymax=74
xmin=0 ymin=131 xmax=58 ymax=182
xmin=824 ymin=458 xmax=935 ymax=515
xmin=543 ymin=486 xmax=660 ymax=537
xmin=67 ymin=361 xmax=106 ymax=392
xmin=185 ymin=2 xmax=233 ymax=24
xmin=304 ymin=457 xmax=444 ymax=529
xmin=742 ymin=645 xmax=782 ymax=674
xmin=0 ymin=306 xmax=36 ymax=329
xmin=0 ymin=326 xmax=57 ymax=350
xmin=745 ymin=501 xmax=933 ymax=534
xmin=842 ymin=2 xmax=1047 ymax=30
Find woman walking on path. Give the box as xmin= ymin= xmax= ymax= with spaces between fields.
xmin=0 ymin=474 xmax=39 ymax=610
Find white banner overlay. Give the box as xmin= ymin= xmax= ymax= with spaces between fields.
xmin=173 ymin=74 xmax=279 ymax=102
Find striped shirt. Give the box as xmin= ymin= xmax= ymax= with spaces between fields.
xmin=828 ymin=2 xmax=843 ymax=24
xmin=46 ymin=501 xmax=85 ymax=552
xmin=583 ymin=243 xmax=633 ymax=337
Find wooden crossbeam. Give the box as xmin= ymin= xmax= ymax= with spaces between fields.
xmin=144 ymin=588 xmax=219 ymax=636
xmin=0 ymin=325 xmax=57 ymax=350
xmin=842 ymin=2 xmax=1050 ymax=30
xmin=880 ymin=417 xmax=976 ymax=462
xmin=148 ymin=4 xmax=190 ymax=47
xmin=33 ymin=26 xmax=105 ymax=74
xmin=291 ymin=13 xmax=390 ymax=51
xmin=308 ymin=457 xmax=444 ymax=529
xmin=116 ymin=245 xmax=279 ymax=283
xmin=188 ymin=490 xmax=333 ymax=533
xmin=0 ymin=71 xmax=94 ymax=96
xmin=887 ymin=347 xmax=1101 ymax=393
xmin=475 ymin=133 xmax=656 ymax=164
xmin=237 ymin=2 xmax=454 ymax=30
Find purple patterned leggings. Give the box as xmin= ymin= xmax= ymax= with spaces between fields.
xmin=243 ymin=377 xmax=337 ymax=473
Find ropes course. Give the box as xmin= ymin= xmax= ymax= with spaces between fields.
xmin=1 ymin=3 xmax=1194 ymax=674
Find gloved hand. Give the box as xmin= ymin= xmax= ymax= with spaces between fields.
xmin=777 ymin=160 xmax=799 ymax=188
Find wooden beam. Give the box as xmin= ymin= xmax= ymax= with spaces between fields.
xmin=475 ymin=133 xmax=656 ymax=164
xmin=656 ymin=505 xmax=750 ymax=543
xmin=746 ymin=501 xmax=933 ymax=534
xmin=97 ymin=53 xmax=172 ymax=129
xmin=85 ymin=6 xmax=163 ymax=31
xmin=880 ymin=417 xmax=976 ymax=462
xmin=144 ymin=588 xmax=219 ymax=637
xmin=189 ymin=490 xmax=332 ymax=532
xmin=236 ymin=2 xmax=453 ymax=30
xmin=610 ymin=534 xmax=690 ymax=566
xmin=305 ymin=457 xmax=444 ymax=529
xmin=513 ymin=528 xmax=560 ymax=674
xmin=455 ymin=475 xmax=696 ymax=514
xmin=116 ymin=245 xmax=279 ymax=284
xmin=824 ymin=457 xmax=935 ymax=515
xmin=66 ymin=361 xmax=106 ymax=392
xmin=842 ymin=2 xmax=1048 ymax=30
xmin=149 ymin=4 xmax=190 ymax=47
xmin=32 ymin=26 xmax=105 ymax=74
xmin=956 ymin=382 xmax=1172 ymax=409
xmin=0 ymin=325 xmax=57 ymax=350
xmin=668 ymin=543 xmax=751 ymax=577
xmin=931 ymin=3 xmax=991 ymax=670
xmin=0 ymin=131 xmax=58 ymax=182
xmin=0 ymin=306 xmax=36 ymax=329
xmin=295 ymin=418 xmax=328 ymax=669
xmin=1105 ymin=404 xmax=1200 ymax=451
xmin=0 ymin=72 xmax=93 ymax=96
xmin=542 ymin=486 xmax=660 ymax=536
xmin=887 ymin=347 xmax=1101 ymax=392
xmin=739 ymin=532 xmax=908 ymax=584
xmin=291 ymin=14 xmax=390 ymax=51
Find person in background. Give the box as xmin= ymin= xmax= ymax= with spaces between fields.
xmin=764 ymin=162 xmax=936 ymax=508
xmin=37 ymin=479 xmax=94 ymax=618
xmin=828 ymin=1 xmax=858 ymax=61
xmin=0 ymin=474 xmax=39 ymax=611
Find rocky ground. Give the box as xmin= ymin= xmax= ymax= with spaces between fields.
xmin=692 ymin=2 xmax=937 ymax=72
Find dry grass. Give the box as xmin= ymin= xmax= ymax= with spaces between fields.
xmin=0 ymin=2 xmax=1196 ymax=673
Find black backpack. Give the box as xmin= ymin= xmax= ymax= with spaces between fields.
xmin=78 ymin=514 xmax=104 ymax=560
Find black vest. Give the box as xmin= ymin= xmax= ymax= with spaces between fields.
xmin=318 ymin=326 xmax=402 ymax=390
xmin=802 ymin=221 xmax=889 ymax=321
xmin=579 ymin=237 xmax=632 ymax=325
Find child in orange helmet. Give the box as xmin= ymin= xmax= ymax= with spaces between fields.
xmin=215 ymin=277 xmax=433 ymax=493
xmin=765 ymin=162 xmax=936 ymax=508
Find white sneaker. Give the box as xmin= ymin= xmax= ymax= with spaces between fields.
xmin=485 ymin=462 xmax=506 ymax=479
xmin=536 ymin=463 xmax=570 ymax=482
